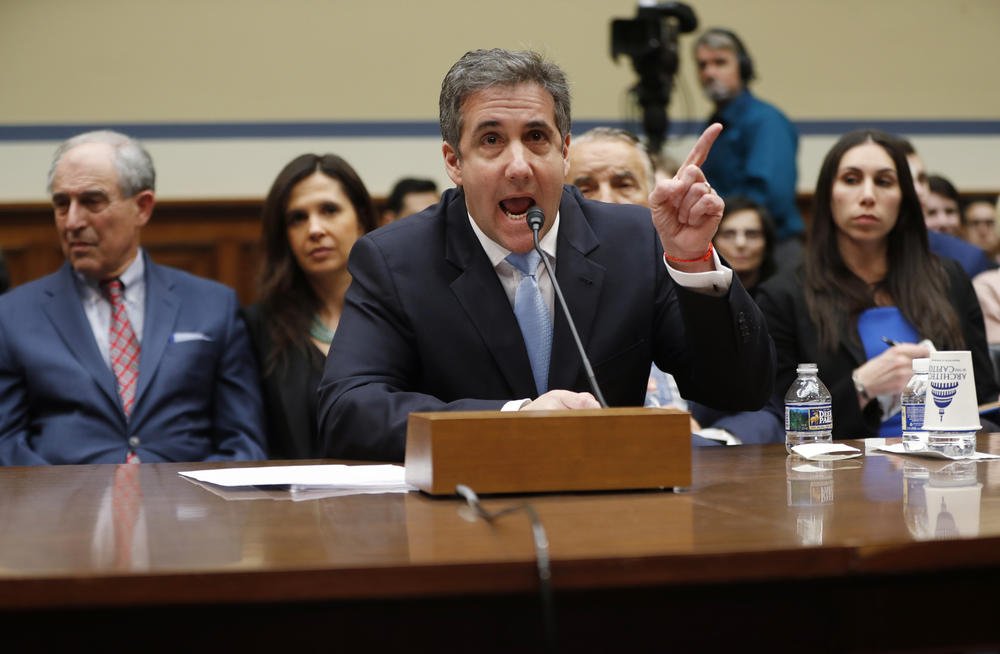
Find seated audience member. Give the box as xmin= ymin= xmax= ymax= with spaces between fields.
xmin=973 ymin=268 xmax=1000 ymax=345
xmin=317 ymin=49 xmax=775 ymax=462
xmin=897 ymin=137 xmax=996 ymax=277
xmin=963 ymin=194 xmax=999 ymax=259
xmin=971 ymin=195 xmax=1000 ymax=344
xmin=924 ymin=174 xmax=962 ymax=237
xmin=712 ymin=196 xmax=777 ymax=297
xmin=0 ymin=130 xmax=266 ymax=465
xmin=380 ymin=177 xmax=439 ymax=226
xmin=243 ymin=154 xmax=378 ymax=459
xmin=757 ymin=129 xmax=998 ymax=439
xmin=567 ymin=127 xmax=781 ymax=446
xmin=567 ymin=127 xmax=653 ymax=206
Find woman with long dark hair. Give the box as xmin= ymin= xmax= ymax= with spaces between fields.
xmin=756 ymin=129 xmax=998 ymax=438
xmin=243 ymin=154 xmax=378 ymax=458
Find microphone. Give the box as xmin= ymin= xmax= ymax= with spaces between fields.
xmin=525 ymin=206 xmax=608 ymax=408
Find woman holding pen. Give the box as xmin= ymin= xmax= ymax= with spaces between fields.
xmin=755 ymin=129 xmax=998 ymax=438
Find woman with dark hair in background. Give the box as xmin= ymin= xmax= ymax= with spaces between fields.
xmin=756 ymin=129 xmax=998 ymax=438
xmin=711 ymin=195 xmax=777 ymax=297
xmin=243 ymin=154 xmax=378 ymax=458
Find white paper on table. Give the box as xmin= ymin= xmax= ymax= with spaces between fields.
xmin=790 ymin=442 xmax=863 ymax=460
xmin=179 ymin=464 xmax=417 ymax=493
xmin=876 ymin=442 xmax=1000 ymax=460
xmin=181 ymin=477 xmax=411 ymax=502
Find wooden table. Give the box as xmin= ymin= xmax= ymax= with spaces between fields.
xmin=3 ymin=438 xmax=1000 ymax=652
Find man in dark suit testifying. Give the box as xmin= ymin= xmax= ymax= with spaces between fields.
xmin=318 ymin=48 xmax=775 ymax=462
xmin=0 ymin=130 xmax=266 ymax=465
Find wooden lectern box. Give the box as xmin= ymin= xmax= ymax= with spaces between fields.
xmin=404 ymin=408 xmax=691 ymax=495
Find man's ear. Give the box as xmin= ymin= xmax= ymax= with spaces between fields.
xmin=442 ymin=141 xmax=463 ymax=187
xmin=562 ymin=133 xmax=571 ymax=179
xmin=134 ymin=190 xmax=155 ymax=227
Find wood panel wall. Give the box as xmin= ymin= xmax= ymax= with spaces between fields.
xmin=0 ymin=194 xmax=823 ymax=304
xmin=0 ymin=201 xmax=264 ymax=304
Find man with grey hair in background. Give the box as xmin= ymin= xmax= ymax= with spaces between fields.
xmin=567 ymin=127 xmax=654 ymax=207
xmin=318 ymin=48 xmax=775 ymax=461
xmin=695 ymin=27 xmax=802 ymax=263
xmin=0 ymin=130 xmax=266 ymax=465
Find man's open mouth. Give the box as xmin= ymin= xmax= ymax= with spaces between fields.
xmin=499 ymin=197 xmax=535 ymax=218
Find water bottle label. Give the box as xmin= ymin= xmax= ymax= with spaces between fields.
xmin=902 ymin=403 xmax=925 ymax=431
xmin=785 ymin=404 xmax=832 ymax=431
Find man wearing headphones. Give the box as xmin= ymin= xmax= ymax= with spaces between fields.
xmin=695 ymin=28 xmax=803 ymax=263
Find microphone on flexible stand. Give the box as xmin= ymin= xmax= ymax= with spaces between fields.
xmin=526 ymin=206 xmax=608 ymax=408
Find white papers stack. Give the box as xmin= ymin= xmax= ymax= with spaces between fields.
xmin=179 ymin=464 xmax=416 ymax=501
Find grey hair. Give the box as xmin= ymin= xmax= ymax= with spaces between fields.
xmin=46 ymin=130 xmax=156 ymax=197
xmin=572 ymin=127 xmax=655 ymax=190
xmin=439 ymin=49 xmax=571 ymax=155
xmin=694 ymin=29 xmax=740 ymax=53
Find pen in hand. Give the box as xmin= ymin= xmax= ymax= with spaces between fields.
xmin=881 ymin=337 xmax=899 ymax=347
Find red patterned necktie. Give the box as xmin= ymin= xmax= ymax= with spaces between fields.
xmin=101 ymin=279 xmax=140 ymax=418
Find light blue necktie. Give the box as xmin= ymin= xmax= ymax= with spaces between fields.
xmin=506 ymin=250 xmax=553 ymax=395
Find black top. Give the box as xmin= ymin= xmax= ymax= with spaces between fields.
xmin=242 ymin=302 xmax=325 ymax=459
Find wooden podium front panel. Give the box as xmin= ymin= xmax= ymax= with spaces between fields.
xmin=405 ymin=408 xmax=691 ymax=495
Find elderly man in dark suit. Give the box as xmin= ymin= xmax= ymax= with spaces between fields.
xmin=318 ymin=48 xmax=775 ymax=462
xmin=0 ymin=130 xmax=266 ymax=465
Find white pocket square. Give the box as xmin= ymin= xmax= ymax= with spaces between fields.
xmin=171 ymin=332 xmax=213 ymax=343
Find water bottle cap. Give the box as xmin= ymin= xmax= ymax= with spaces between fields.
xmin=796 ymin=363 xmax=818 ymax=374
xmin=912 ymin=357 xmax=929 ymax=373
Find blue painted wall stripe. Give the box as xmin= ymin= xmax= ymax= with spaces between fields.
xmin=0 ymin=119 xmax=998 ymax=141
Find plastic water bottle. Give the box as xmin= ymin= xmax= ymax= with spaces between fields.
xmin=784 ymin=363 xmax=833 ymax=454
xmin=901 ymin=358 xmax=930 ymax=451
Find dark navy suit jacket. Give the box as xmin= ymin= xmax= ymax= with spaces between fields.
xmin=318 ymin=185 xmax=775 ymax=462
xmin=0 ymin=252 xmax=266 ymax=465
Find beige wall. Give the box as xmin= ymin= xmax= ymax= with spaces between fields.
xmin=2 ymin=0 xmax=998 ymax=200
xmin=4 ymin=0 xmax=998 ymax=121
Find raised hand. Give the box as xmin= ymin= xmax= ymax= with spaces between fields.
xmin=648 ymin=123 xmax=725 ymax=271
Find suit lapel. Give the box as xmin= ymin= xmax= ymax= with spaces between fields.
xmin=41 ymin=263 xmax=120 ymax=409
xmin=443 ymin=190 xmax=537 ymax=398
xmin=135 ymin=255 xmax=179 ymax=409
xmin=547 ymin=188 xmax=605 ymax=392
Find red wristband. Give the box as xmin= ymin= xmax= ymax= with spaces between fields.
xmin=663 ymin=243 xmax=714 ymax=264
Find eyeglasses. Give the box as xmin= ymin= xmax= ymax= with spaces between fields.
xmin=715 ymin=228 xmax=764 ymax=243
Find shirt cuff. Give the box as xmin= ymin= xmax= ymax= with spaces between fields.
xmin=502 ymin=399 xmax=532 ymax=411
xmin=663 ymin=246 xmax=733 ymax=296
